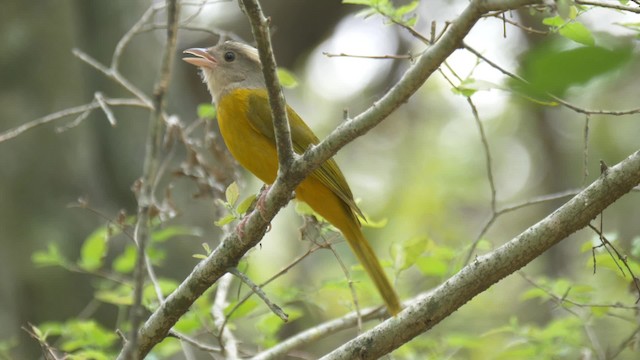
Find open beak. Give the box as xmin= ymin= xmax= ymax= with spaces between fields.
xmin=183 ymin=48 xmax=217 ymax=69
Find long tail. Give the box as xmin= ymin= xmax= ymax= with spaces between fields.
xmin=341 ymin=223 xmax=402 ymax=316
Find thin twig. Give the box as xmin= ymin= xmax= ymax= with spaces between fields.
xmin=322 ymin=51 xmax=413 ymax=60
xmin=73 ymin=48 xmax=153 ymax=107
xmin=228 ymin=267 xmax=288 ymax=322
xmin=168 ymin=330 xmax=221 ymax=353
xmin=212 ymin=273 xmax=240 ymax=359
xmin=582 ymin=115 xmax=590 ymax=185
xmin=588 ymin=224 xmax=640 ymax=302
xmin=94 ymin=92 xmax=118 ymax=126
xmin=252 ymin=305 xmax=388 ymax=360
xmin=467 ymin=97 xmax=497 ymax=213
xmin=575 ymin=0 xmax=640 ymax=13
xmin=0 ymin=98 xmax=146 ymax=143
xmin=464 ymin=189 xmax=580 ymax=265
xmin=220 ymin=243 xmax=326 ymax=334
xmin=312 ymin=231 xmax=363 ymax=331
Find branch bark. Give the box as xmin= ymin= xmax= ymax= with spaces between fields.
xmin=321 ymin=149 xmax=640 ymax=359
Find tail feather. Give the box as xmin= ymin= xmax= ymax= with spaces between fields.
xmin=342 ymin=224 xmax=402 ymax=316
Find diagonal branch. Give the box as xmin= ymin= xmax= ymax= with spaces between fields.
xmin=322 ymin=149 xmax=640 ymax=359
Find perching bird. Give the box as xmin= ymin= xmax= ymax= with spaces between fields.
xmin=183 ymin=41 xmax=401 ymax=316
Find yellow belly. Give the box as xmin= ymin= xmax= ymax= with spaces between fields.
xmin=217 ymin=89 xmax=279 ymax=185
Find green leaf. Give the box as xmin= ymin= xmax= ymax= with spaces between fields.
xmin=226 ymin=298 xmax=260 ymax=320
xmin=277 ymin=68 xmax=299 ymax=88
xmin=342 ymin=0 xmax=372 ymax=5
xmin=112 ymin=245 xmax=136 ymax=273
xmin=214 ymin=213 xmax=236 ymax=227
xmin=95 ymin=287 xmax=133 ymax=306
xmin=542 ymin=16 xmax=565 ymax=27
xmin=151 ymin=226 xmax=199 ymax=243
xmin=79 ymin=227 xmax=108 ymax=271
xmin=512 ymin=42 xmax=633 ymax=99
xmin=415 ymin=257 xmax=448 ymax=277
xmin=559 ymin=22 xmax=595 ymax=46
xmin=520 ymin=287 xmax=549 ymax=301
xmin=54 ymin=320 xmax=117 ymax=352
xmin=225 ymin=182 xmax=240 ymax=206
xmin=32 ymin=243 xmax=69 ymax=268
xmin=237 ymin=194 xmax=257 ymax=215
xmin=197 ymin=103 xmax=216 ymax=119
xmin=391 ymin=236 xmax=428 ymax=272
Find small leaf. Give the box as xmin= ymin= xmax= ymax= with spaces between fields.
xmin=542 ymin=16 xmax=565 ymax=27
xmin=95 ymin=288 xmax=133 ymax=306
xmin=520 ymin=287 xmax=548 ymax=301
xmin=112 ymin=245 xmax=136 ymax=273
xmin=225 ymin=182 xmax=240 ymax=206
xmin=32 ymin=243 xmax=69 ymax=268
xmin=214 ymin=214 xmax=236 ymax=227
xmin=197 ymin=103 xmax=216 ymax=119
xmin=342 ymin=0 xmax=372 ymax=5
xmin=395 ymin=0 xmax=418 ymax=16
xmin=415 ymin=257 xmax=448 ymax=276
xmin=192 ymin=254 xmax=208 ymax=260
xmin=391 ymin=236 xmax=428 ymax=272
xmin=559 ymin=21 xmax=595 ymax=46
xmin=277 ymin=68 xmax=299 ymax=88
xmin=151 ymin=226 xmax=199 ymax=243
xmin=237 ymin=194 xmax=257 ymax=215
xmin=79 ymin=227 xmax=108 ymax=271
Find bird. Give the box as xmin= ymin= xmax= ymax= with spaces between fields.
xmin=183 ymin=41 xmax=401 ymax=316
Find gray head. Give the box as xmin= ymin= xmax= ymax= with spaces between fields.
xmin=183 ymin=41 xmax=266 ymax=103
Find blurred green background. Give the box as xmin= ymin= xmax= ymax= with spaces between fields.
xmin=1 ymin=0 xmax=639 ymax=358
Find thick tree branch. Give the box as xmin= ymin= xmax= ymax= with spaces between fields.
xmin=116 ymin=0 xmax=555 ymax=358
xmin=322 ymin=149 xmax=640 ymax=359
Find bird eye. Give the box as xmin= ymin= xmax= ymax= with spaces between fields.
xmin=223 ymin=51 xmax=236 ymax=62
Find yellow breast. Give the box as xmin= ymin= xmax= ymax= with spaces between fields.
xmin=217 ymin=88 xmax=280 ymax=185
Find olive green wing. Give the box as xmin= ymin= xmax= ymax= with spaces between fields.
xmin=246 ymin=90 xmax=363 ymax=218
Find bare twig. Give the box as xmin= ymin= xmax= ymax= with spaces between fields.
xmin=219 ymin=243 xmax=327 ymax=334
xmin=583 ymin=115 xmax=590 ymax=185
xmin=467 ymin=97 xmax=497 ymax=213
xmin=463 ymin=189 xmax=580 ymax=265
xmin=228 ymin=267 xmax=288 ymax=322
xmin=588 ymin=224 xmax=640 ymax=302
xmin=168 ymin=330 xmax=221 ymax=353
xmin=323 ymin=51 xmax=414 ymax=60
xmin=575 ymin=0 xmax=640 ymax=13
xmin=212 ymin=273 xmax=240 ymax=359
xmin=0 ymin=98 xmax=146 ymax=143
xmin=94 ymin=92 xmax=118 ymax=126
xmin=253 ymin=305 xmax=388 ymax=360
